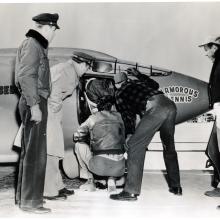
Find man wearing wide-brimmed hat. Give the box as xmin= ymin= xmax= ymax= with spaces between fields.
xmin=199 ymin=36 xmax=220 ymax=61
xmin=199 ymin=36 xmax=220 ymax=208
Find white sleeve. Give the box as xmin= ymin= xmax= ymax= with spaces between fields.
xmin=48 ymin=65 xmax=63 ymax=113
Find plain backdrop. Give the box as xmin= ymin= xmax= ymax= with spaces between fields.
xmin=0 ymin=2 xmax=220 ymax=81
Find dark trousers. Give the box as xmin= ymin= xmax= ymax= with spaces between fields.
xmin=205 ymin=121 xmax=220 ymax=188
xmin=124 ymin=94 xmax=181 ymax=195
xmin=16 ymin=96 xmax=47 ymax=208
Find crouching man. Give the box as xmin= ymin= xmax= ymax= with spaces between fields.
xmin=73 ymin=95 xmax=126 ymax=192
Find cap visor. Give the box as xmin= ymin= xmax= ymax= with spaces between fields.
xmin=198 ymin=44 xmax=206 ymax=47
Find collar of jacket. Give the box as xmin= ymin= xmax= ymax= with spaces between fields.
xmin=215 ymin=48 xmax=220 ymax=61
xmin=26 ymin=29 xmax=48 ymax=49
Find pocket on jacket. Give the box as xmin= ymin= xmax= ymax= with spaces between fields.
xmin=39 ymin=56 xmax=50 ymax=88
xmin=40 ymin=56 xmax=49 ymax=74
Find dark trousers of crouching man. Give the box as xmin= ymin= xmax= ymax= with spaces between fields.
xmin=16 ymin=96 xmax=47 ymax=208
xmin=124 ymin=94 xmax=181 ymax=195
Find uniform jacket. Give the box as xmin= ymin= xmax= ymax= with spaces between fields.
xmin=47 ymin=59 xmax=80 ymax=157
xmin=15 ymin=29 xmax=50 ymax=106
xmin=75 ymin=110 xmax=125 ymax=155
xmin=209 ymin=49 xmax=220 ymax=108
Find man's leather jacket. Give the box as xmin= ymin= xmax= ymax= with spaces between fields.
xmin=15 ymin=29 xmax=50 ymax=106
xmin=74 ymin=110 xmax=125 ymax=155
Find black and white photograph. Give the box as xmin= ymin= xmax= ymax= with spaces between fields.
xmin=0 ymin=1 xmax=220 ymax=219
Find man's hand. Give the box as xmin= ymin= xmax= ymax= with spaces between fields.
xmin=126 ymin=134 xmax=132 ymax=142
xmin=73 ymin=132 xmax=79 ymax=142
xmin=124 ymin=134 xmax=132 ymax=152
xmin=73 ymin=132 xmax=89 ymax=143
xmin=126 ymin=67 xmax=141 ymax=77
xmin=30 ymin=104 xmax=42 ymax=123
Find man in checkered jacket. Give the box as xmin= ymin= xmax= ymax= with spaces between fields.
xmin=110 ymin=67 xmax=182 ymax=201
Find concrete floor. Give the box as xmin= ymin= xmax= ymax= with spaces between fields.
xmin=0 ymin=167 xmax=219 ymax=220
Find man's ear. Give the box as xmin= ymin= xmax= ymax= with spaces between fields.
xmin=212 ymin=44 xmax=218 ymax=52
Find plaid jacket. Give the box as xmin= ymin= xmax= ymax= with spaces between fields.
xmin=115 ymin=73 xmax=163 ymax=135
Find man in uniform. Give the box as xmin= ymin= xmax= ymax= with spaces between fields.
xmin=44 ymin=52 xmax=91 ymax=200
xmin=15 ymin=13 xmax=59 ymax=213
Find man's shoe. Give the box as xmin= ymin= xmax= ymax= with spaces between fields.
xmin=110 ymin=191 xmax=137 ymax=201
xmin=169 ymin=187 xmax=182 ymax=195
xmin=80 ymin=178 xmax=96 ymax=192
xmin=95 ymin=181 xmax=107 ymax=189
xmin=59 ymin=188 xmax=74 ymax=196
xmin=204 ymin=188 xmax=220 ymax=197
xmin=18 ymin=200 xmax=46 ymax=205
xmin=44 ymin=194 xmax=67 ymax=201
xmin=20 ymin=206 xmax=51 ymax=214
xmin=217 ymin=205 xmax=220 ymax=210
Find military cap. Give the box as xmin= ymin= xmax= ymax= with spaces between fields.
xmin=32 ymin=13 xmax=60 ymax=29
xmin=72 ymin=51 xmax=94 ymax=66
